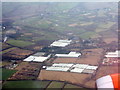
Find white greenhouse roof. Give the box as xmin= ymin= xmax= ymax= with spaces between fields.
xmin=32 ymin=57 xmax=48 ymax=62
xmin=58 ymin=40 xmax=72 ymax=43
xmin=86 ymin=66 xmax=98 ymax=70
xmin=23 ymin=55 xmax=50 ymax=62
xmin=33 ymin=52 xmax=45 ymax=56
xmin=70 ymin=68 xmax=84 ymax=73
xmin=52 ymin=63 xmax=73 ymax=67
xmin=82 ymin=69 xmax=95 ymax=74
xmin=55 ymin=52 xmax=81 ymax=57
xmin=50 ymin=39 xmax=72 ymax=47
xmin=105 ymin=50 xmax=120 ymax=57
xmin=45 ymin=63 xmax=97 ymax=74
xmin=73 ymin=64 xmax=89 ymax=69
xmin=23 ymin=56 xmax=35 ymax=61
xmin=46 ymin=66 xmax=69 ymax=71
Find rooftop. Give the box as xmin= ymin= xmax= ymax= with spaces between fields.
xmin=45 ymin=63 xmax=98 ymax=74
xmin=23 ymin=55 xmax=51 ymax=62
xmin=50 ymin=39 xmax=72 ymax=47
xmin=105 ymin=50 xmax=120 ymax=58
xmin=46 ymin=66 xmax=69 ymax=71
xmin=55 ymin=52 xmax=81 ymax=58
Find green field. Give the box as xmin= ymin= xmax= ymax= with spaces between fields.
xmin=47 ymin=81 xmax=64 ymax=88
xmin=3 ymin=81 xmax=50 ymax=88
xmin=64 ymin=84 xmax=81 ymax=88
xmin=3 ymin=80 xmax=85 ymax=89
xmin=0 ymin=68 xmax=17 ymax=80
xmin=95 ymin=22 xmax=116 ymax=32
xmin=2 ymin=43 xmax=11 ymax=50
xmin=79 ymin=31 xmax=99 ymax=39
xmin=6 ymin=39 xmax=35 ymax=47
xmin=1 ymin=47 xmax=17 ymax=54
xmin=0 ymin=61 xmax=12 ymax=67
xmin=79 ymin=22 xmax=94 ymax=26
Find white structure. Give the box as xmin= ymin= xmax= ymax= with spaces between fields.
xmin=4 ymin=37 xmax=8 ymax=42
xmin=23 ymin=56 xmax=35 ymax=62
xmin=52 ymin=63 xmax=73 ymax=67
xmin=23 ymin=55 xmax=51 ymax=62
xmin=55 ymin=52 xmax=81 ymax=58
xmin=46 ymin=66 xmax=69 ymax=71
xmin=50 ymin=39 xmax=72 ymax=47
xmin=70 ymin=68 xmax=84 ymax=73
xmin=72 ymin=64 xmax=88 ymax=69
xmin=32 ymin=57 xmax=49 ymax=62
xmin=82 ymin=69 xmax=95 ymax=74
xmin=33 ymin=52 xmax=45 ymax=56
xmin=86 ymin=65 xmax=98 ymax=70
xmin=45 ymin=63 xmax=98 ymax=74
xmin=105 ymin=50 xmax=120 ymax=58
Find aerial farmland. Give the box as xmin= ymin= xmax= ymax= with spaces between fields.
xmin=1 ymin=2 xmax=119 ymax=89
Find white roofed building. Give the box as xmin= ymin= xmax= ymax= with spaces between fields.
xmin=46 ymin=66 xmax=69 ymax=72
xmin=45 ymin=63 xmax=98 ymax=74
xmin=50 ymin=39 xmax=72 ymax=47
xmin=105 ymin=50 xmax=120 ymax=58
xmin=70 ymin=68 xmax=84 ymax=73
xmin=55 ymin=52 xmax=81 ymax=58
xmin=86 ymin=65 xmax=98 ymax=70
xmin=23 ymin=54 xmax=51 ymax=62
xmin=23 ymin=56 xmax=35 ymax=62
xmin=103 ymin=50 xmax=120 ymax=65
xmin=72 ymin=64 xmax=89 ymax=69
xmin=52 ymin=63 xmax=73 ymax=68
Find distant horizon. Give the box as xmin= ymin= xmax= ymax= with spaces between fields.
xmin=1 ymin=0 xmax=119 ymax=2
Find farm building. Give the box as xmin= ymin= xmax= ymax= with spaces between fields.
xmin=52 ymin=63 xmax=73 ymax=68
xmin=103 ymin=50 xmax=120 ymax=65
xmin=23 ymin=53 xmax=51 ymax=62
xmin=50 ymin=39 xmax=72 ymax=47
xmin=72 ymin=64 xmax=88 ymax=69
xmin=46 ymin=66 xmax=70 ymax=72
xmin=105 ymin=50 xmax=120 ymax=58
xmin=70 ymin=68 xmax=84 ymax=73
xmin=33 ymin=52 xmax=46 ymax=56
xmin=45 ymin=63 xmax=98 ymax=74
xmin=55 ymin=52 xmax=81 ymax=58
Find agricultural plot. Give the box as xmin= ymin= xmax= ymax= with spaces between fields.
xmin=6 ymin=39 xmax=35 ymax=47
xmin=25 ymin=45 xmax=43 ymax=51
xmin=2 ymin=80 xmax=82 ymax=89
xmin=2 ymin=43 xmax=11 ymax=51
xmin=79 ymin=22 xmax=94 ymax=26
xmin=8 ymin=48 xmax=33 ymax=56
xmin=14 ymin=16 xmax=52 ymax=29
xmin=95 ymin=22 xmax=116 ymax=33
xmin=53 ymin=58 xmax=78 ymax=64
xmin=103 ymin=37 xmax=118 ymax=44
xmin=76 ymin=48 xmax=103 ymax=65
xmin=2 ymin=48 xmax=33 ymax=60
xmin=1 ymin=47 xmax=17 ymax=54
xmin=79 ymin=32 xmax=99 ymax=39
xmin=9 ymin=62 xmax=42 ymax=80
xmin=39 ymin=70 xmax=92 ymax=87
xmin=47 ymin=81 xmax=64 ymax=88
xmin=64 ymin=84 xmax=81 ymax=88
xmin=1 ymin=61 xmax=12 ymax=67
xmin=53 ymin=48 xmax=103 ymax=65
xmin=2 ymin=81 xmax=50 ymax=88
xmin=1 ymin=68 xmax=17 ymax=80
